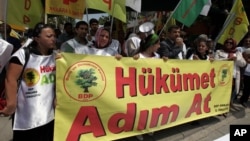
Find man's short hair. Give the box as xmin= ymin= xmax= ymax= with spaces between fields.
xmin=167 ymin=25 xmax=180 ymax=32
xmin=89 ymin=18 xmax=99 ymax=25
xmin=75 ymin=21 xmax=88 ymax=29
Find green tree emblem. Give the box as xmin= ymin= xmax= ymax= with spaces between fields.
xmin=221 ymin=69 xmax=228 ymax=81
xmin=26 ymin=71 xmax=35 ymax=83
xmin=75 ymin=68 xmax=98 ymax=93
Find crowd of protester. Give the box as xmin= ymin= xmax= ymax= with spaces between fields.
xmin=0 ymin=19 xmax=250 ymax=141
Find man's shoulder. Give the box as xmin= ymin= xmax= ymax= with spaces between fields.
xmin=111 ymin=39 xmax=121 ymax=46
xmin=58 ymin=33 xmax=73 ymax=41
xmin=61 ymin=39 xmax=74 ymax=48
xmin=160 ymin=39 xmax=170 ymax=46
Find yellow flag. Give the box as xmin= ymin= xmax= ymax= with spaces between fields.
xmin=166 ymin=13 xmax=176 ymax=31
xmin=217 ymin=0 xmax=249 ymax=45
xmin=45 ymin=0 xmax=85 ymax=19
xmin=7 ymin=0 xmax=43 ymax=31
xmin=155 ymin=12 xmax=163 ymax=32
xmin=86 ymin=0 xmax=126 ymax=22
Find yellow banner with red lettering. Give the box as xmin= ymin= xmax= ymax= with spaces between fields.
xmin=45 ymin=0 xmax=85 ymax=19
xmin=55 ymin=53 xmax=233 ymax=141
xmin=86 ymin=0 xmax=126 ymax=22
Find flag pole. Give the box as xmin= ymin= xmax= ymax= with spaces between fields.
xmin=214 ymin=0 xmax=237 ymax=45
xmin=3 ymin=0 xmax=8 ymax=39
xmin=110 ymin=0 xmax=116 ymax=34
xmin=85 ymin=0 xmax=90 ymax=34
xmin=44 ymin=0 xmax=47 ymax=24
xmin=44 ymin=13 xmax=48 ymax=24
xmin=159 ymin=0 xmax=182 ymax=35
xmin=133 ymin=12 xmax=138 ymax=33
xmin=214 ymin=13 xmax=234 ymax=45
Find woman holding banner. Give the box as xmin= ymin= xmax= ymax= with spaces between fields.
xmin=214 ymin=38 xmax=246 ymax=109
xmin=87 ymin=27 xmax=120 ymax=56
xmin=0 ymin=22 xmax=56 ymax=141
xmin=132 ymin=33 xmax=163 ymax=141
xmin=188 ymin=37 xmax=213 ymax=61
xmin=133 ymin=33 xmax=161 ymax=59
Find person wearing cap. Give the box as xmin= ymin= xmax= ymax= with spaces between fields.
xmin=134 ymin=33 xmax=160 ymax=59
xmin=123 ymin=22 xmax=154 ymax=57
xmin=123 ymin=31 xmax=146 ymax=57
xmin=132 ymin=33 xmax=161 ymax=141
xmin=157 ymin=25 xmax=184 ymax=59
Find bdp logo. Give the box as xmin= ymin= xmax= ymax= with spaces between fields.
xmin=217 ymin=64 xmax=232 ymax=86
xmin=23 ymin=68 xmax=40 ymax=87
xmin=63 ymin=61 xmax=106 ymax=102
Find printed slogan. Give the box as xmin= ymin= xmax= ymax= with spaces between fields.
xmin=55 ymin=53 xmax=233 ymax=141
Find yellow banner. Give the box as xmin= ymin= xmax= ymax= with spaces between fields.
xmin=55 ymin=53 xmax=233 ymax=141
xmin=7 ymin=0 xmax=43 ymax=31
xmin=86 ymin=0 xmax=126 ymax=22
xmin=45 ymin=0 xmax=85 ymax=19
xmin=217 ymin=0 xmax=249 ymax=45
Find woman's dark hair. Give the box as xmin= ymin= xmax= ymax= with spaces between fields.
xmin=89 ymin=18 xmax=99 ymax=25
xmin=167 ymin=25 xmax=180 ymax=32
xmin=29 ymin=22 xmax=54 ymax=47
xmin=194 ymin=38 xmax=210 ymax=60
xmin=32 ymin=22 xmax=54 ymax=37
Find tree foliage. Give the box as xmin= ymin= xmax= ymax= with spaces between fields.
xmin=47 ymin=15 xmax=75 ymax=29
xmin=75 ymin=68 xmax=97 ymax=93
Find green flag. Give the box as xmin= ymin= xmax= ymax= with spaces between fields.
xmin=172 ymin=0 xmax=208 ymax=27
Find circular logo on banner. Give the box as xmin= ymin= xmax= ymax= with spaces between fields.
xmin=63 ymin=61 xmax=106 ymax=102
xmin=23 ymin=68 xmax=40 ymax=87
xmin=217 ymin=64 xmax=232 ymax=86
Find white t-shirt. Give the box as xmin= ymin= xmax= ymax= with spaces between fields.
xmin=12 ymin=48 xmax=56 ymax=130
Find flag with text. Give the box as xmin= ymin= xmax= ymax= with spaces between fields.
xmin=45 ymin=0 xmax=85 ymax=19
xmin=7 ymin=0 xmax=43 ymax=31
xmin=172 ymin=0 xmax=208 ymax=27
xmin=86 ymin=0 xmax=126 ymax=22
xmin=216 ymin=0 xmax=249 ymax=45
